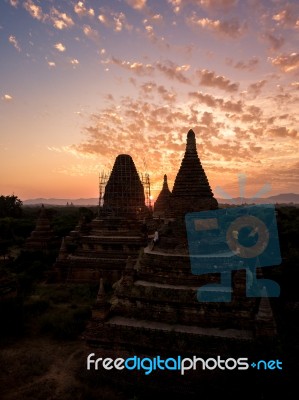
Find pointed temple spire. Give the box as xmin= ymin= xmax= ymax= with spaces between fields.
xmin=170 ymin=129 xmax=218 ymax=216
xmin=154 ymin=174 xmax=172 ymax=216
xmin=103 ymin=154 xmax=146 ymax=218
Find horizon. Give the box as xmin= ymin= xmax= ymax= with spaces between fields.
xmin=1 ymin=0 xmax=298 ymax=200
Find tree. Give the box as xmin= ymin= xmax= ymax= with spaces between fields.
xmin=0 ymin=195 xmax=23 ymax=218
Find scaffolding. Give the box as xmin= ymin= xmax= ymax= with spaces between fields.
xmin=140 ymin=172 xmax=151 ymax=210
xmin=98 ymin=171 xmax=109 ymax=216
xmin=98 ymin=167 xmax=151 ymax=217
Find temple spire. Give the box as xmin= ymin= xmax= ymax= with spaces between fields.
xmin=154 ymin=174 xmax=172 ymax=217
xmin=103 ymin=154 xmax=146 ymax=218
xmin=170 ymin=129 xmax=218 ymax=216
xmin=186 ymin=129 xmax=196 ymax=152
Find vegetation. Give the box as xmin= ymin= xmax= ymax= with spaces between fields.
xmin=0 ymin=195 xmax=23 ymax=218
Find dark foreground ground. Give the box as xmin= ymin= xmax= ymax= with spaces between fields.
xmin=0 ymin=205 xmax=298 ymax=399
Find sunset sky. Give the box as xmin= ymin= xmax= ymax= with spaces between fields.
xmin=1 ymin=0 xmax=298 ymax=202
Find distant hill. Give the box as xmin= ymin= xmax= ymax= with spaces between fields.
xmin=23 ymin=198 xmax=99 ymax=206
xmin=22 ymin=193 xmax=299 ymax=206
xmin=218 ymin=193 xmax=299 ymax=205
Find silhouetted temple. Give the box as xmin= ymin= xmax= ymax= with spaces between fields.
xmin=171 ymin=129 xmax=218 ymax=216
xmin=25 ymin=205 xmax=58 ymax=253
xmin=85 ymin=130 xmax=277 ymax=388
xmin=52 ymin=154 xmax=148 ymax=284
xmin=102 ymin=154 xmax=147 ymax=218
xmin=153 ymin=174 xmax=171 ymax=217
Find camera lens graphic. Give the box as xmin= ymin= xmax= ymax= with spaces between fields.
xmin=226 ymin=215 xmax=269 ymax=258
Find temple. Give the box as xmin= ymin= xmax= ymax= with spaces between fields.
xmin=102 ymin=154 xmax=147 ymax=218
xmin=153 ymin=174 xmax=172 ymax=218
xmin=25 ymin=205 xmax=58 ymax=253
xmin=52 ymin=154 xmax=148 ymax=284
xmin=171 ymin=129 xmax=218 ymax=216
xmin=84 ymin=129 xmax=277 ymax=382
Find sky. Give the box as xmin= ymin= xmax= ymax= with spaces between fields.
xmin=0 ymin=0 xmax=298 ymax=202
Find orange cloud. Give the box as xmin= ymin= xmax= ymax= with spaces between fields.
xmin=270 ymin=53 xmax=299 ymax=72
xmin=74 ymin=1 xmax=95 ymax=18
xmin=83 ymin=25 xmax=99 ymax=40
xmin=51 ymin=8 xmax=74 ymax=30
xmin=111 ymin=57 xmax=154 ymax=76
xmin=126 ymin=0 xmax=147 ymax=10
xmin=268 ymin=126 xmax=297 ymax=138
xmin=23 ymin=0 xmax=44 ymax=21
xmin=2 ymin=94 xmax=13 ymax=101
xmin=198 ymin=69 xmax=239 ymax=92
xmin=8 ymin=35 xmax=21 ymax=52
xmin=262 ymin=32 xmax=285 ymax=51
xmin=187 ymin=13 xmax=246 ymax=38
xmin=156 ymin=61 xmax=191 ymax=84
xmin=226 ymin=56 xmax=259 ymax=71
xmin=98 ymin=11 xmax=132 ymax=32
xmin=54 ymin=42 xmax=66 ymax=52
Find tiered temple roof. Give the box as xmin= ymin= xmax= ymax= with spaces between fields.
xmin=103 ymin=154 xmax=146 ymax=219
xmin=171 ymin=129 xmax=218 ymax=216
xmin=52 ymin=154 xmax=148 ymax=284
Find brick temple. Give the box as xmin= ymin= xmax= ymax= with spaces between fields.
xmin=153 ymin=174 xmax=172 ymax=218
xmin=52 ymin=154 xmax=149 ymax=284
xmin=25 ymin=205 xmax=59 ymax=253
xmin=85 ymin=130 xmax=277 ymax=368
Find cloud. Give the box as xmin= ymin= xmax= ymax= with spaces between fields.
xmin=8 ymin=35 xmax=21 ymax=52
xmin=98 ymin=14 xmax=108 ymax=25
xmin=156 ymin=61 xmax=191 ymax=84
xmin=47 ymin=61 xmax=56 ymax=68
xmin=142 ymin=22 xmax=170 ymax=49
xmin=74 ymin=1 xmax=95 ymax=18
xmin=54 ymin=42 xmax=66 ymax=52
xmin=199 ymin=0 xmax=238 ymax=10
xmin=98 ymin=11 xmax=132 ymax=32
xmin=262 ymin=32 xmax=285 ymax=51
xmin=187 ymin=13 xmax=246 ymax=38
xmin=110 ymin=57 xmax=154 ymax=76
xmin=83 ymin=25 xmax=99 ymax=40
xmin=167 ymin=0 xmax=181 ymax=14
xmin=139 ymin=82 xmax=177 ymax=102
xmin=168 ymin=0 xmax=238 ymax=14
xmin=51 ymin=8 xmax=74 ymax=30
xmin=189 ymin=91 xmax=243 ymax=112
xmin=272 ymin=6 xmax=298 ymax=29
xmin=148 ymin=14 xmax=163 ymax=23
xmin=113 ymin=12 xmax=132 ymax=32
xmin=126 ymin=0 xmax=147 ymax=10
xmin=247 ymin=79 xmax=267 ymax=97
xmin=197 ymin=69 xmax=239 ymax=92
xmin=70 ymin=59 xmax=79 ymax=66
xmin=269 ymin=53 xmax=299 ymax=72
xmin=226 ymin=56 xmax=259 ymax=71
xmin=2 ymin=94 xmax=13 ymax=101
xmin=9 ymin=0 xmax=18 ymax=7
xmin=268 ymin=126 xmax=297 ymax=138
xmin=157 ymin=85 xmax=177 ymax=102
xmin=23 ymin=0 xmax=44 ymax=21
